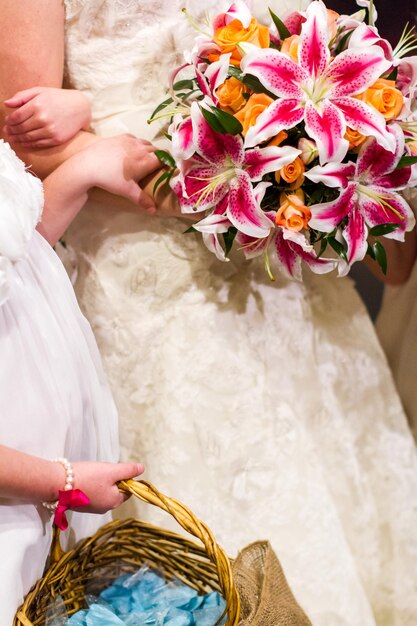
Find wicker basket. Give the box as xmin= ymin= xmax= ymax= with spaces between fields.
xmin=14 ymin=480 xmax=240 ymax=626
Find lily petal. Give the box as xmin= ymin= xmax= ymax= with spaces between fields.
xmin=202 ymin=232 xmax=229 ymax=261
xmin=356 ymin=123 xmax=403 ymax=180
xmin=273 ymin=229 xmax=302 ymax=281
xmin=309 ymin=183 xmax=357 ymax=231
xmin=359 ymin=188 xmax=416 ymax=239
xmin=243 ymin=145 xmax=301 ymax=181
xmin=304 ymin=99 xmax=348 ymax=164
xmin=222 ymin=133 xmax=245 ymax=166
xmin=191 ymin=102 xmax=227 ymax=165
xmin=227 ymin=170 xmax=272 ymax=237
xmin=171 ymin=117 xmax=195 ymax=161
xmin=205 ymin=53 xmax=232 ymax=101
xmin=348 ymin=23 xmax=393 ymax=61
xmin=305 ymin=161 xmax=356 ymax=188
xmin=335 ymin=97 xmax=395 ymax=153
xmin=326 ymin=45 xmax=392 ymax=98
xmin=299 ymin=0 xmax=330 ymax=76
xmin=244 ymin=98 xmax=304 ymax=148
xmin=342 ymin=206 xmax=368 ymax=268
xmin=225 ymin=1 xmax=253 ymax=28
xmin=174 ymin=164 xmax=228 ymax=213
xmin=241 ymin=48 xmax=306 ymax=99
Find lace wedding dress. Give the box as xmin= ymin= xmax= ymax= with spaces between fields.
xmin=0 ymin=142 xmax=118 ymax=624
xmin=63 ymin=2 xmax=417 ymax=624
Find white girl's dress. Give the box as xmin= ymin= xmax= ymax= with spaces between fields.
xmin=63 ymin=2 xmax=417 ymax=624
xmin=0 ymin=142 xmax=118 ymax=625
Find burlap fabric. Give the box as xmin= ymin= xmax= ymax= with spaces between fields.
xmin=232 ymin=541 xmax=312 ymax=626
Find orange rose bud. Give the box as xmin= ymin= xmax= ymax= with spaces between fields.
xmin=280 ymin=35 xmax=300 ymax=63
xmin=234 ymin=93 xmax=274 ymax=136
xmin=216 ymin=77 xmax=250 ymax=113
xmin=276 ymin=190 xmax=311 ymax=232
xmin=356 ymin=79 xmax=404 ymax=121
xmin=345 ymin=126 xmax=367 ymax=149
xmin=210 ymin=17 xmax=270 ymax=66
xmin=280 ymin=156 xmax=305 ymax=184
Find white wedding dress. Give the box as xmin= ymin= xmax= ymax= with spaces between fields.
xmin=63 ymin=2 xmax=417 ymax=624
xmin=0 ymin=141 xmax=118 ymax=625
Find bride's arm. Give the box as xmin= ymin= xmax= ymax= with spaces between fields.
xmin=0 ymin=0 xmax=100 ymax=178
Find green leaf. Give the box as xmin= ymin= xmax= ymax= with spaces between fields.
xmin=184 ymin=225 xmax=197 ymax=234
xmin=269 ymin=8 xmax=291 ymax=40
xmin=173 ymin=79 xmax=196 ymax=91
xmin=317 ymin=238 xmax=328 ymax=259
xmin=367 ymin=242 xmax=376 ymax=260
xmin=373 ymin=240 xmax=387 ymax=274
xmin=200 ymin=106 xmax=227 ymax=134
xmin=228 ymin=65 xmax=276 ymax=97
xmin=397 ymin=155 xmax=417 ymax=169
xmin=201 ymin=105 xmax=243 ymax=135
xmin=153 ymin=170 xmax=172 ymax=194
xmin=222 ymin=227 xmax=237 ymax=255
xmin=369 ymin=223 xmax=401 ymax=237
xmin=154 ymin=149 xmax=176 ymax=168
xmin=149 ymin=97 xmax=173 ymax=120
xmin=334 ymin=29 xmax=353 ymax=55
xmin=385 ymin=67 xmax=398 ymax=81
xmin=328 ymin=237 xmax=348 ymax=263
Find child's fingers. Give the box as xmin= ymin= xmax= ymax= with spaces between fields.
xmin=10 ymin=128 xmax=50 ymax=143
xmin=4 ymin=87 xmax=43 ymax=108
xmin=20 ymin=138 xmax=59 ymax=149
xmin=112 ymin=462 xmax=145 ymax=483
xmin=4 ymin=103 xmax=35 ymax=127
xmin=5 ymin=118 xmax=42 ymax=136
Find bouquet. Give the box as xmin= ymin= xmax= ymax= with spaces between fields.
xmin=151 ymin=0 xmax=417 ymax=280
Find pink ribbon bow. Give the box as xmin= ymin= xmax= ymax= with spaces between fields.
xmin=53 ymin=489 xmax=91 ymax=530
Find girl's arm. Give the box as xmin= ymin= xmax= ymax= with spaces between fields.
xmin=40 ymin=135 xmax=162 ymax=245
xmin=0 ymin=0 xmax=99 ymax=178
xmin=4 ymin=87 xmax=92 ymax=149
xmin=0 ymin=445 xmax=144 ymax=513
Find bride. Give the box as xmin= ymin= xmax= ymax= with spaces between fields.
xmin=2 ymin=1 xmax=417 ymax=624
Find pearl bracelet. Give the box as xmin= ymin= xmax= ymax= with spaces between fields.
xmin=42 ymin=457 xmax=74 ymax=511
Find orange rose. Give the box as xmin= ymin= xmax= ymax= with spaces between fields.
xmin=345 ymin=126 xmax=367 ymax=149
xmin=356 ymin=79 xmax=404 ymax=121
xmin=234 ymin=93 xmax=274 ymax=136
xmin=216 ymin=77 xmax=250 ymax=113
xmin=209 ymin=18 xmax=270 ymax=66
xmin=280 ymin=35 xmax=299 ymax=63
xmin=276 ymin=190 xmax=311 ymax=232
xmin=278 ymin=156 xmax=305 ymax=184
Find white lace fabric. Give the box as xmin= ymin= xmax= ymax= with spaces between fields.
xmin=63 ymin=2 xmax=417 ymax=625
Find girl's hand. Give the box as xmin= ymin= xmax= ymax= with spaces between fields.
xmin=75 ymin=134 xmax=162 ymax=212
xmin=3 ymin=87 xmax=91 ymax=149
xmin=71 ymin=461 xmax=144 ymax=514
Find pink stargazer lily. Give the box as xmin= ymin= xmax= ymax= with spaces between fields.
xmin=306 ymin=124 xmax=416 ymax=273
xmin=171 ymin=102 xmax=300 ymax=238
xmin=235 ymin=183 xmax=337 ymax=280
xmin=240 ymin=0 xmax=395 ymax=163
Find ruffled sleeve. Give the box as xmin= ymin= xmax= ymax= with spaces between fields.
xmin=0 ymin=141 xmax=43 ymax=305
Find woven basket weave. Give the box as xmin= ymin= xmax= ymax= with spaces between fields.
xmin=14 ymin=480 xmax=240 ymax=626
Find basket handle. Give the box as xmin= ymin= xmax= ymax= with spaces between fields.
xmin=50 ymin=479 xmax=240 ymax=626
xmin=118 ymin=479 xmax=240 ymax=626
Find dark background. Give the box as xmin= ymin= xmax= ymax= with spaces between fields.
xmin=327 ymin=0 xmax=417 ymax=318
xmin=327 ymin=0 xmax=416 ymax=46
